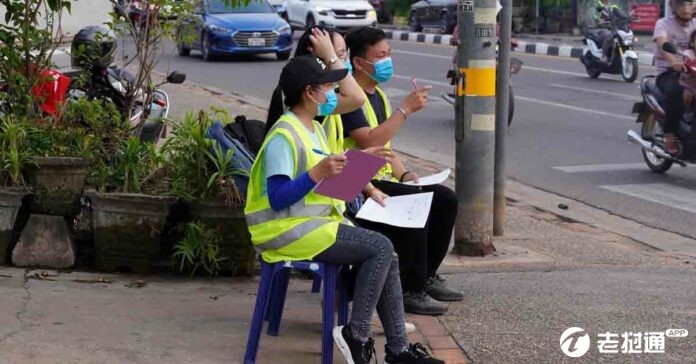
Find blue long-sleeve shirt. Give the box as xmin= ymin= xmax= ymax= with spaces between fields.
xmin=267 ymin=172 xmax=317 ymax=211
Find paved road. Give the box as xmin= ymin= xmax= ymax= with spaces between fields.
xmin=146 ymin=35 xmax=696 ymax=241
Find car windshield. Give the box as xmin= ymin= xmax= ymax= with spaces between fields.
xmin=207 ymin=0 xmax=274 ymax=14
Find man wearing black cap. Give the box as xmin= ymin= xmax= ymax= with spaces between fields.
xmin=654 ymin=0 xmax=696 ymax=155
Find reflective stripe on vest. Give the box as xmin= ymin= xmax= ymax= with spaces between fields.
xmin=344 ymin=87 xmax=394 ymax=181
xmin=244 ymin=112 xmax=344 ymax=263
xmin=322 ymin=114 xmax=344 ymax=154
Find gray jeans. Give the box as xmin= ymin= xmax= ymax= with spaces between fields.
xmin=314 ymin=224 xmax=409 ymax=353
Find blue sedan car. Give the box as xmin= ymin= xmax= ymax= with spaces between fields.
xmin=177 ymin=0 xmax=293 ymax=61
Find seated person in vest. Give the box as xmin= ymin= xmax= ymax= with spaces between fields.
xmin=246 ymin=55 xmax=443 ymax=364
xmin=338 ymin=26 xmax=462 ymax=316
xmin=294 ymin=25 xmax=422 ymax=333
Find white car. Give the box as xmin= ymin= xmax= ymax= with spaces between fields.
xmin=285 ymin=0 xmax=377 ymax=33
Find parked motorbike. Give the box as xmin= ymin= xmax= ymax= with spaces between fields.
xmin=69 ymin=26 xmax=186 ymax=143
xmin=580 ymin=7 xmax=638 ymax=83
xmin=442 ymin=42 xmax=522 ymax=127
xmin=628 ymin=42 xmax=696 ymax=173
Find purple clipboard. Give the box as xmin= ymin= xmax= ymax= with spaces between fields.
xmin=314 ymin=150 xmax=385 ymax=202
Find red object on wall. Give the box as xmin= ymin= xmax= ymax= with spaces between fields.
xmin=630 ymin=4 xmax=661 ymax=32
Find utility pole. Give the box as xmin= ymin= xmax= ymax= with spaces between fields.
xmin=453 ymin=0 xmax=497 ymax=256
xmin=494 ymin=0 xmax=512 ymax=236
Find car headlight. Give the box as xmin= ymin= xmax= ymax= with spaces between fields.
xmin=316 ymin=6 xmax=331 ymax=16
xmin=276 ymin=23 xmax=291 ymax=34
xmin=208 ymin=24 xmax=229 ymax=34
xmin=367 ymin=10 xmax=377 ymax=18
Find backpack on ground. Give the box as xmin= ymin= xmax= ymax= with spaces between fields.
xmin=223 ymin=115 xmax=266 ymax=156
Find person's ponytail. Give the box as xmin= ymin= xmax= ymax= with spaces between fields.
xmin=265 ymin=84 xmax=285 ymax=136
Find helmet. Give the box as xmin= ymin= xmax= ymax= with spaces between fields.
xmin=71 ymin=25 xmax=116 ymax=70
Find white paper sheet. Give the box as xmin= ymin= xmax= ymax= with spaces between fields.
xmin=355 ymin=192 xmax=434 ymax=228
xmin=403 ymin=169 xmax=451 ymax=186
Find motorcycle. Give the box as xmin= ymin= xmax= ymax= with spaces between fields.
xmin=68 ymin=68 xmax=185 ymax=143
xmin=628 ymin=42 xmax=696 ymax=173
xmin=580 ymin=7 xmax=638 ymax=83
xmin=442 ymin=41 xmax=522 ymax=127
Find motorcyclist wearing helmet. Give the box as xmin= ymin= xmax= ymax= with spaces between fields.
xmin=654 ymin=0 xmax=696 ymax=155
xmin=593 ymin=0 xmax=621 ymax=63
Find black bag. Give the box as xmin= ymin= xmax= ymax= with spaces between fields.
xmin=223 ymin=115 xmax=266 ymax=156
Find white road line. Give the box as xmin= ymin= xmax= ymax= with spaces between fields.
xmin=392 ymin=49 xmax=451 ymax=60
xmin=516 ymin=96 xmax=635 ymax=120
xmin=601 ymin=183 xmax=696 ymax=214
xmin=392 ymin=49 xmax=591 ymax=77
xmin=553 ymin=163 xmax=647 ymax=173
xmin=393 ymin=74 xmax=451 ymax=87
xmin=391 ymin=74 xmax=636 ymax=119
xmin=523 ymin=66 xmax=588 ymax=77
xmin=550 ymin=84 xmax=641 ymax=101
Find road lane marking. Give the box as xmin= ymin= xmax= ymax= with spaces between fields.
xmin=601 ymin=183 xmax=696 ymax=214
xmin=516 ymin=96 xmax=635 ymax=120
xmin=392 ymin=49 xmax=451 ymax=59
xmin=391 ymin=74 xmax=636 ymax=119
xmin=392 ymin=49 xmax=591 ymax=77
xmin=553 ymin=163 xmax=647 ymax=173
xmin=523 ymin=66 xmax=588 ymax=77
xmin=550 ymin=84 xmax=641 ymax=101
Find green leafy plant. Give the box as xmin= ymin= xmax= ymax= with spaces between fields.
xmin=0 ymin=116 xmax=34 ymax=186
xmin=92 ymin=137 xmax=168 ymax=194
xmin=172 ymin=220 xmax=225 ymax=276
xmin=163 ymin=109 xmax=246 ymax=203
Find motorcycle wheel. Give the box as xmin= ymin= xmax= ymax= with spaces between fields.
xmin=622 ymin=58 xmax=638 ymax=83
xmin=640 ymin=112 xmax=673 ymax=173
xmin=583 ymin=52 xmax=601 ymax=79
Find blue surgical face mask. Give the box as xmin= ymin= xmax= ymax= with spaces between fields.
xmin=364 ymin=57 xmax=393 ymax=83
xmin=344 ymin=59 xmax=353 ymax=74
xmin=315 ymin=88 xmax=338 ymax=116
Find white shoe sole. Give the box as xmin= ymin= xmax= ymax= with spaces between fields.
xmin=333 ymin=326 xmax=356 ymax=364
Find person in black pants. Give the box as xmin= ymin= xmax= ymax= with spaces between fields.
xmin=340 ymin=27 xmax=463 ymax=316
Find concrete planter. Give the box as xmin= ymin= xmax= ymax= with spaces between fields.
xmin=87 ymin=191 xmax=175 ymax=273
xmin=29 ymin=157 xmax=90 ymax=217
xmin=188 ymin=200 xmax=254 ymax=276
xmin=0 ymin=188 xmax=27 ymax=264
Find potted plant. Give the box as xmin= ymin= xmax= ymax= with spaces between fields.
xmin=164 ymin=110 xmax=253 ymax=276
xmin=86 ymin=137 xmax=175 ymax=273
xmin=0 ymin=117 xmax=32 ymax=264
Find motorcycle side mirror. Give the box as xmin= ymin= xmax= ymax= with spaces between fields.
xmin=662 ymin=42 xmax=678 ymax=55
xmin=167 ymin=71 xmax=186 ymax=84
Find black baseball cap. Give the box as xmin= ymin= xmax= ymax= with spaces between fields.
xmin=280 ymin=55 xmax=348 ymax=97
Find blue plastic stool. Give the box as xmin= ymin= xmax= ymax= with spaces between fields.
xmin=244 ymin=260 xmax=350 ymax=364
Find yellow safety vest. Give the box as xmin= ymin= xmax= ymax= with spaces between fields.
xmin=325 ymin=87 xmax=395 ymax=181
xmin=244 ymin=112 xmax=345 ymax=263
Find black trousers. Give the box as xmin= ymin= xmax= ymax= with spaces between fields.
xmin=354 ymin=180 xmax=458 ymax=292
xmin=657 ymin=70 xmax=683 ymax=134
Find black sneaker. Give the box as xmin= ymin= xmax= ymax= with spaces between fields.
xmin=385 ymin=343 xmax=444 ymax=364
xmin=403 ymin=291 xmax=448 ymax=316
xmin=332 ymin=325 xmax=376 ymax=364
xmin=425 ymin=275 xmax=464 ymax=302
